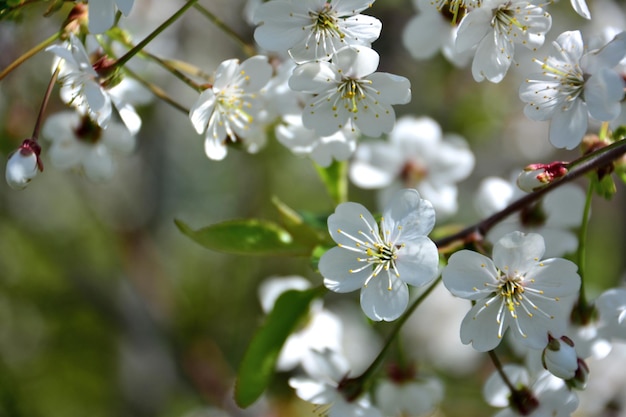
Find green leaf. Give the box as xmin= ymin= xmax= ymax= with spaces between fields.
xmin=235 ymin=287 xmax=325 ymax=408
xmin=314 ymin=160 xmax=348 ymax=205
xmin=174 ymin=218 xmax=311 ymax=256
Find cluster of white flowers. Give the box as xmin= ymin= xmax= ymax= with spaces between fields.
xmin=4 ymin=1 xmax=626 ymax=417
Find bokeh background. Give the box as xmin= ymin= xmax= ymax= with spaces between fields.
xmin=1 ymin=0 xmax=625 ymax=416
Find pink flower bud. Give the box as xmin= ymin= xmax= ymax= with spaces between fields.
xmin=517 ymin=162 xmax=568 ymax=192
xmin=5 ymin=139 xmax=43 ymax=190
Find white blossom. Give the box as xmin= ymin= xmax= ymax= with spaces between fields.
xmin=258 ymin=276 xmax=344 ymax=372
xmin=46 ymin=35 xmax=145 ymax=134
xmin=402 ymin=0 xmax=473 ymax=66
xmin=456 ymin=0 xmax=551 ymax=83
xmin=253 ymin=0 xmax=382 ymax=63
xmin=376 ymin=375 xmax=444 ymax=417
xmin=289 ymin=45 xmax=411 ymax=137
xmin=47 ymin=34 xmax=113 ymax=128
xmin=596 ymin=287 xmax=626 ymax=340
xmin=350 ymin=115 xmax=474 ymax=218
xmin=519 ymin=30 xmax=626 ymax=149
xmin=319 ymin=189 xmax=439 ymax=322
xmin=189 ymin=55 xmax=272 ymax=160
xmin=42 ymin=111 xmax=135 ymax=182
xmin=88 ymin=0 xmax=135 ymax=34
xmin=483 ymin=365 xmax=579 ymax=417
xmin=443 ymin=231 xmax=581 ymax=351
xmin=275 ymin=114 xmax=358 ymax=167
xmin=289 ymin=349 xmax=383 ymax=417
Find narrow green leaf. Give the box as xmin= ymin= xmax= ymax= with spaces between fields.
xmin=174 ymin=219 xmax=310 ymax=256
xmin=235 ymin=287 xmax=325 ymax=408
xmin=314 ymin=160 xmax=348 ymax=205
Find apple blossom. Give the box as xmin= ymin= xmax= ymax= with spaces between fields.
xmin=443 ymin=231 xmax=581 ymax=351
xmin=189 ymin=55 xmax=272 ymax=160
xmin=319 ymin=189 xmax=439 ymax=322
xmin=483 ymin=365 xmax=579 ymax=417
xmin=289 ymin=348 xmax=383 ymax=417
xmin=349 ymin=115 xmax=474 ymax=218
xmin=41 ymin=112 xmax=135 ymax=182
xmin=519 ymin=30 xmax=626 ymax=149
xmin=289 ymin=45 xmax=411 ymax=137
xmin=253 ymin=0 xmax=382 ymax=63
xmin=88 ymin=0 xmax=135 ymax=34
xmin=455 ymin=0 xmax=552 ymax=83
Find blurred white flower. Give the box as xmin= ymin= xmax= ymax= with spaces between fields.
xmin=88 ymin=0 xmax=134 ymax=34
xmin=275 ymin=114 xmax=358 ymax=167
xmin=376 ymin=374 xmax=444 ymax=417
xmin=42 ymin=111 xmax=135 ymax=182
xmin=289 ymin=46 xmax=411 ymax=138
xmin=47 ymin=35 xmax=146 ymax=135
xmin=443 ymin=231 xmax=580 ymax=351
xmin=258 ymin=276 xmax=344 ymax=372
xmin=519 ymin=30 xmax=626 ymax=149
xmin=189 ymin=55 xmax=272 ymax=160
xmin=596 ymin=287 xmax=626 ymax=340
xmin=289 ymin=349 xmax=383 ymax=417
xmin=402 ymin=0 xmax=472 ymax=66
xmin=5 ymin=140 xmax=42 ymax=190
xmin=319 ymin=189 xmax=439 ymax=322
xmin=253 ymin=0 xmax=382 ymax=64
xmin=47 ymin=34 xmax=113 ymax=128
xmin=456 ymin=0 xmax=551 ymax=83
xmin=350 ymin=115 xmax=474 ymax=218
xmin=475 ymin=177 xmax=585 ymax=258
xmin=483 ymin=364 xmax=579 ymax=417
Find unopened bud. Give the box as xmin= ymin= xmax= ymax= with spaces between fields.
xmin=517 ymin=162 xmax=568 ymax=192
xmin=567 ymin=357 xmax=590 ymax=390
xmin=6 ymin=139 xmax=43 ymax=190
xmin=542 ymin=334 xmax=590 ymax=389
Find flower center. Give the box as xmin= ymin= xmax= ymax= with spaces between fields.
xmin=336 ymin=214 xmax=404 ymax=290
xmin=492 ymin=2 xmax=528 ymax=34
xmin=432 ymin=0 xmax=478 ymax=24
xmin=74 ymin=115 xmax=103 ymax=144
xmin=311 ymin=5 xmax=344 ymax=40
xmin=336 ymin=79 xmax=374 ymax=113
xmin=475 ymin=264 xmax=558 ymax=340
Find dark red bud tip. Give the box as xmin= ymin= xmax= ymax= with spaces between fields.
xmin=18 ymin=139 xmax=44 ymax=172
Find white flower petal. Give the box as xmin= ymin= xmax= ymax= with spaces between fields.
xmin=395 ymin=238 xmax=439 ymax=287
xmin=493 ymin=232 xmax=545 ymax=273
xmin=320 ymin=246 xmax=371 ymax=293
xmin=360 ymin=276 xmax=409 ymax=321
xmin=443 ymin=250 xmax=499 ymax=299
xmin=548 ymin=100 xmax=588 ymax=150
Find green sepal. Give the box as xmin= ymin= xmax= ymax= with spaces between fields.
xmin=174 ymin=218 xmax=311 ymax=256
xmin=234 ymin=286 xmax=326 ymax=408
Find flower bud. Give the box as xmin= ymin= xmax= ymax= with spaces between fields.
xmin=5 ymin=139 xmax=43 ymax=190
xmin=517 ymin=162 xmax=568 ymax=192
xmin=542 ymin=335 xmax=578 ymax=380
